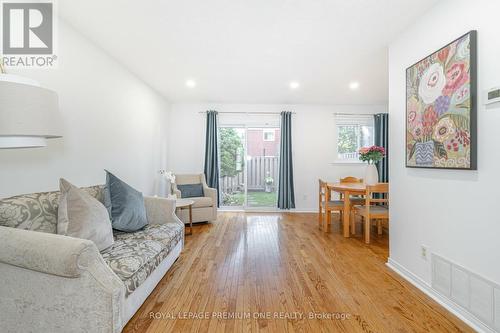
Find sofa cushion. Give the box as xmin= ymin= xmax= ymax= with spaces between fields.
xmin=105 ymin=170 xmax=148 ymax=232
xmin=190 ymin=196 xmax=213 ymax=208
xmin=177 ymin=183 xmax=204 ymax=198
xmin=101 ymin=223 xmax=183 ymax=297
xmin=0 ymin=186 xmax=105 ymax=234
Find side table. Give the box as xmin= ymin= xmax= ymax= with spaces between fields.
xmin=175 ymin=199 xmax=194 ymax=235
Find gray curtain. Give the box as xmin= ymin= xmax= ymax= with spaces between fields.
xmin=374 ymin=113 xmax=389 ymax=182
xmin=204 ymin=110 xmax=220 ymax=206
xmin=277 ymin=111 xmax=295 ymax=209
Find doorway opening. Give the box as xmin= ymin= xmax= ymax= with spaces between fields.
xmin=219 ymin=126 xmax=280 ymax=209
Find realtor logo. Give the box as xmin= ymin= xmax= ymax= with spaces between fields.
xmin=3 ymin=2 xmax=52 ymax=54
xmin=1 ymin=1 xmax=57 ymax=68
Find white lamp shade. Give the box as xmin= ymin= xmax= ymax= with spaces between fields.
xmin=0 ymin=80 xmax=62 ymax=148
xmin=0 ymin=74 xmax=40 ymax=86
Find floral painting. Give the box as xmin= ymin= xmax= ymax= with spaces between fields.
xmin=406 ymin=31 xmax=477 ymax=169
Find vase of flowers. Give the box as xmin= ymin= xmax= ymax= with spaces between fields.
xmin=159 ymin=170 xmax=176 ymax=198
xmin=359 ymin=146 xmax=386 ymax=185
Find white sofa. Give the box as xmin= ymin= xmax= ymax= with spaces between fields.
xmin=172 ymin=174 xmax=217 ymax=223
xmin=0 ymin=185 xmax=184 ymax=333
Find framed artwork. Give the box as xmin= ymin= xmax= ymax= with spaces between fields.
xmin=406 ymin=31 xmax=477 ymax=170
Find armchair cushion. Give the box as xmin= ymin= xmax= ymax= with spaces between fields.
xmin=177 ymin=183 xmax=204 ymax=198
xmin=101 ymin=223 xmax=183 ymax=297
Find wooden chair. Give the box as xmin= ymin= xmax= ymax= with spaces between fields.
xmin=318 ymin=179 xmax=345 ymax=232
xmin=351 ymin=183 xmax=389 ymax=244
xmin=339 ymin=177 xmax=365 ymax=206
xmin=339 ymin=176 xmax=363 ymax=183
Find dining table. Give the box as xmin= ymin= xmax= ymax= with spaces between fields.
xmin=326 ymin=182 xmax=368 ymax=238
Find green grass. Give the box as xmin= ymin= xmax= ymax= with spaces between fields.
xmin=247 ymin=191 xmax=277 ymax=207
xmin=222 ymin=191 xmax=277 ymax=207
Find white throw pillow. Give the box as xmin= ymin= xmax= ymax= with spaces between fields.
xmin=57 ymin=178 xmax=114 ymax=251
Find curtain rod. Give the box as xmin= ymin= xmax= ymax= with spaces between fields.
xmin=198 ymin=111 xmax=295 ymax=115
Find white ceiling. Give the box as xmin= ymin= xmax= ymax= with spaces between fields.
xmin=59 ymin=0 xmax=438 ymax=105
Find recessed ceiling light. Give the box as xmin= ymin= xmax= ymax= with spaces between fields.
xmin=349 ymin=81 xmax=360 ymax=90
xmin=185 ymin=79 xmax=196 ymax=88
xmin=289 ymin=81 xmax=300 ymax=90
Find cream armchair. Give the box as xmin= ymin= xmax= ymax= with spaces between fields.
xmin=173 ymin=174 xmax=218 ymax=223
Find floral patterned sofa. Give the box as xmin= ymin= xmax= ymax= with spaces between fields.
xmin=0 ymin=185 xmax=184 ymax=333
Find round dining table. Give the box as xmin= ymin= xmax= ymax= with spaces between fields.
xmin=326 ymin=182 xmax=367 ymax=237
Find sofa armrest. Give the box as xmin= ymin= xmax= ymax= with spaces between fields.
xmin=144 ymin=196 xmax=183 ymax=226
xmin=0 ymin=226 xmax=125 ymax=333
xmin=0 ymin=226 xmax=96 ymax=277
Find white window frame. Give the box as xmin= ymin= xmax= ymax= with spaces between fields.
xmin=262 ymin=129 xmax=275 ymax=141
xmin=333 ymin=114 xmax=374 ymax=164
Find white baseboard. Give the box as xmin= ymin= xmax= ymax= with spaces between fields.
xmin=387 ymin=258 xmax=495 ymax=333
xmin=217 ymin=208 xmax=319 ymax=213
xmin=287 ymin=209 xmax=318 ymax=213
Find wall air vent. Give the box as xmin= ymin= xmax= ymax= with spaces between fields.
xmin=432 ymin=254 xmax=499 ymax=332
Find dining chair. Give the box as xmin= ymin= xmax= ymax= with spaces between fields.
xmin=351 ymin=183 xmax=389 ymax=244
xmin=339 ymin=176 xmax=363 ymax=183
xmin=339 ymin=176 xmax=366 ymax=206
xmin=318 ymin=179 xmax=345 ymax=232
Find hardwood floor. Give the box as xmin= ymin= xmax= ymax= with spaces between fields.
xmin=124 ymin=212 xmax=472 ymax=333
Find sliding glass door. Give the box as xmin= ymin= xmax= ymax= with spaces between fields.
xmin=246 ymin=127 xmax=280 ymax=208
xmin=219 ymin=126 xmax=280 ymax=209
xmin=219 ymin=127 xmax=246 ymax=207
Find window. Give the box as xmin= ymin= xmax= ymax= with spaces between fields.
xmin=263 ymin=129 xmax=275 ymax=141
xmin=334 ymin=114 xmax=374 ymax=162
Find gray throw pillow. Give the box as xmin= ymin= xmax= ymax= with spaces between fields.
xmin=105 ymin=170 xmax=148 ymax=232
xmin=57 ymin=178 xmax=114 ymax=251
xmin=177 ymin=183 xmax=204 ymax=198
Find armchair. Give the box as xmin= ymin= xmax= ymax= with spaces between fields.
xmin=172 ymin=174 xmax=218 ymax=223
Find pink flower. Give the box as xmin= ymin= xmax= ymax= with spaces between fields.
xmin=369 ymin=146 xmax=386 ymax=155
xmin=359 ymin=146 xmax=385 ymax=156
xmin=359 ymin=147 xmax=370 ymax=154
xmin=442 ymin=62 xmax=469 ymax=95
xmin=422 ymin=106 xmax=438 ymax=136
xmin=359 ymin=145 xmax=385 ymax=163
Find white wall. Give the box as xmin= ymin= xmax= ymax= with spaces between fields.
xmin=0 ymin=20 xmax=170 ymax=198
xmin=389 ymin=0 xmax=500 ymax=288
xmin=168 ymin=103 xmax=386 ymax=211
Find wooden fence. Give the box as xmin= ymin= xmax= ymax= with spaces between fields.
xmin=220 ymin=156 xmax=279 ymax=193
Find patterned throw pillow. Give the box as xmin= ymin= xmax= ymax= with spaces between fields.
xmin=57 ymin=178 xmax=114 ymax=251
